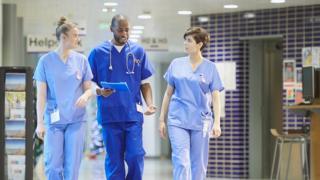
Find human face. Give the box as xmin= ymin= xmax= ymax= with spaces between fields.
xmin=111 ymin=19 xmax=129 ymax=46
xmin=184 ymin=35 xmax=202 ymax=55
xmin=63 ymin=28 xmax=80 ymax=49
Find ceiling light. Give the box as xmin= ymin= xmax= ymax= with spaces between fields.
xmin=133 ymin=26 xmax=144 ymax=30
xmin=138 ymin=14 xmax=152 ymax=19
xmin=104 ymin=2 xmax=118 ymax=6
xmin=102 ymin=8 xmax=108 ymax=12
xmin=138 ymin=11 xmax=152 ymax=19
xmin=224 ymin=4 xmax=238 ymax=9
xmin=130 ymin=38 xmax=139 ymax=43
xmin=243 ymin=12 xmax=255 ymax=19
xmin=131 ymin=30 xmax=143 ymax=34
xmin=111 ymin=8 xmax=116 ymax=12
xmin=130 ymin=34 xmax=141 ymax=38
xmin=177 ymin=11 xmax=192 ymax=15
xmin=270 ymin=0 xmax=285 ymax=3
xmin=198 ymin=16 xmax=209 ymax=22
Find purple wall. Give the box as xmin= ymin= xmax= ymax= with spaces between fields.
xmin=191 ymin=4 xmax=320 ymax=178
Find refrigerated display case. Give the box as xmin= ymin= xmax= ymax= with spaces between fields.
xmin=0 ymin=67 xmax=34 ymax=180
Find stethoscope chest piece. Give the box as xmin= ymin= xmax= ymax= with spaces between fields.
xmin=108 ymin=42 xmax=139 ymax=75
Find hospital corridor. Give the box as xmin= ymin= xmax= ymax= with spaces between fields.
xmin=1 ymin=0 xmax=320 ymax=180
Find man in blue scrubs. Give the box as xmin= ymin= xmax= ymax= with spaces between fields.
xmin=88 ymin=14 xmax=156 ymax=180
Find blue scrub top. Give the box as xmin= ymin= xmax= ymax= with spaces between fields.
xmin=164 ymin=57 xmax=224 ymax=130
xmin=88 ymin=41 xmax=155 ymax=124
xmin=33 ymin=51 xmax=93 ymax=125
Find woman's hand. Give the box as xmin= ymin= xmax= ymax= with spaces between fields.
xmin=75 ymin=94 xmax=89 ymax=107
xmin=144 ymin=105 xmax=157 ymax=115
xmin=159 ymin=121 xmax=167 ymax=139
xmin=36 ymin=123 xmax=46 ymax=140
xmin=210 ymin=123 xmax=221 ymax=138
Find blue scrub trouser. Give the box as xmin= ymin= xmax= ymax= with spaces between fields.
xmin=102 ymin=121 xmax=145 ymax=180
xmin=168 ymin=125 xmax=209 ymax=180
xmin=44 ymin=122 xmax=86 ymax=180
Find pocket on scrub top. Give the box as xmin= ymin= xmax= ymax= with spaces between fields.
xmin=199 ymin=81 xmax=210 ymax=93
xmin=198 ymin=74 xmax=210 ymax=93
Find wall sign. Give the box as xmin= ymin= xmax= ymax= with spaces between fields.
xmin=26 ymin=35 xmax=83 ymax=53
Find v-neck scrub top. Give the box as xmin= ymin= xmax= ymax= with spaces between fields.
xmin=33 ymin=51 xmax=93 ymax=125
xmin=88 ymin=41 xmax=154 ymax=124
xmin=164 ymin=57 xmax=224 ymax=130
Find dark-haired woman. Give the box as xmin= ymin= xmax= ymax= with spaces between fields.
xmin=159 ymin=27 xmax=224 ymax=180
xmin=33 ymin=17 xmax=93 ymax=180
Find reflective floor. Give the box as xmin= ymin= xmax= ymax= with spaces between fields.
xmin=34 ymin=153 xmax=266 ymax=180
xmin=78 ymin=155 xmax=266 ymax=180
xmin=79 ymin=155 xmax=173 ymax=180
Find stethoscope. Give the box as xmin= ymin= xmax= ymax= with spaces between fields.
xmin=108 ymin=41 xmax=139 ymax=74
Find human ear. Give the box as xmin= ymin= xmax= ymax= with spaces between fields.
xmin=198 ymin=42 xmax=203 ymax=49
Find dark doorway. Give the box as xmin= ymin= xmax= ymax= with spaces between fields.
xmin=247 ymin=38 xmax=283 ymax=178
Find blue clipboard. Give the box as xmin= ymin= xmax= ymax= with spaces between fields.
xmin=100 ymin=81 xmax=129 ymax=92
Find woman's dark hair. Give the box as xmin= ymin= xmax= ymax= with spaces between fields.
xmin=183 ymin=27 xmax=210 ymax=50
xmin=55 ymin=17 xmax=76 ymax=41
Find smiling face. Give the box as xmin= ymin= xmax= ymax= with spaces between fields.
xmin=111 ymin=19 xmax=129 ymax=46
xmin=63 ymin=27 xmax=79 ymax=49
xmin=184 ymin=35 xmax=203 ymax=55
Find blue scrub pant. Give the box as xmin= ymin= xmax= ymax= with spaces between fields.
xmin=44 ymin=122 xmax=86 ymax=180
xmin=168 ymin=125 xmax=209 ymax=180
xmin=102 ymin=121 xmax=145 ymax=180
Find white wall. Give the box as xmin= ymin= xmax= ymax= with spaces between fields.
xmin=3 ymin=0 xmax=189 ymax=55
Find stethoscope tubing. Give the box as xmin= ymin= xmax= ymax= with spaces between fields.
xmin=108 ymin=41 xmax=136 ymax=74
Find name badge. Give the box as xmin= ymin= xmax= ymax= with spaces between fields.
xmin=136 ymin=104 xmax=143 ymax=113
xmin=51 ymin=110 xmax=60 ymax=123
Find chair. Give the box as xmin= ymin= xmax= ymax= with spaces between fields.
xmin=270 ymin=129 xmax=309 ymax=180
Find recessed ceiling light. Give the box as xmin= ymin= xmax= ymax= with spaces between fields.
xmin=133 ymin=26 xmax=144 ymax=30
xmin=198 ymin=16 xmax=209 ymax=22
xmin=131 ymin=30 xmax=143 ymax=34
xmin=138 ymin=14 xmax=152 ymax=19
xmin=111 ymin=8 xmax=116 ymax=12
xmin=177 ymin=11 xmax=192 ymax=15
xmin=102 ymin=8 xmax=108 ymax=12
xmin=224 ymin=4 xmax=238 ymax=9
xmin=270 ymin=0 xmax=285 ymax=3
xmin=104 ymin=2 xmax=118 ymax=6
xmin=130 ymin=34 xmax=141 ymax=38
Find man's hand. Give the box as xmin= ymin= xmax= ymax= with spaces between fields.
xmin=144 ymin=105 xmax=156 ymax=115
xmin=97 ymin=88 xmax=114 ymax=97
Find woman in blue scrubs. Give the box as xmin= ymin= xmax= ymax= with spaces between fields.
xmin=33 ymin=17 xmax=93 ymax=180
xmin=159 ymin=27 xmax=224 ymax=180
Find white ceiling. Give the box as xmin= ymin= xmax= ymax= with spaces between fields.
xmin=114 ymin=0 xmax=320 ymax=16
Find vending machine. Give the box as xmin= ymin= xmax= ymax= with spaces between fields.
xmin=0 ymin=67 xmax=34 ymax=180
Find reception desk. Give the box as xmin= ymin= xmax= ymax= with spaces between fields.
xmin=286 ymin=104 xmax=320 ymax=180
